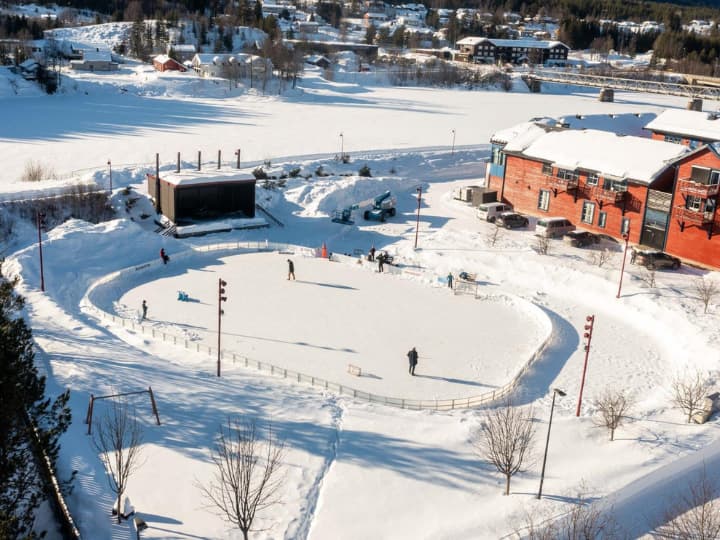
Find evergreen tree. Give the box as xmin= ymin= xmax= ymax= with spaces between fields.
xmin=0 ymin=267 xmax=72 ymax=538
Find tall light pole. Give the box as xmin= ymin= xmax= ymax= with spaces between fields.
xmin=107 ymin=159 xmax=112 ymax=194
xmin=217 ymin=279 xmax=227 ymax=377
xmin=576 ymin=315 xmax=595 ymax=417
xmin=339 ymin=132 xmax=344 ymax=160
xmin=37 ymin=211 xmax=46 ymax=292
xmin=616 ymin=231 xmax=630 ymax=299
xmin=537 ymin=388 xmax=566 ymax=500
xmin=414 ymin=186 xmax=422 ymax=250
xmin=235 ymin=148 xmax=241 ymax=169
xmin=451 ymin=129 xmax=456 ymax=155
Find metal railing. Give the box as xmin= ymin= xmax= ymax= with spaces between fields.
xmin=81 ymin=242 xmax=553 ymax=411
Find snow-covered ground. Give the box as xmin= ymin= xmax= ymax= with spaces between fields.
xmin=2 ymin=25 xmax=720 ymax=540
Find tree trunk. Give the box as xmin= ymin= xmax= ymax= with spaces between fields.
xmin=610 ymin=427 xmax=615 ymax=441
xmin=505 ymin=474 xmax=511 ymax=496
xmin=242 ymin=528 xmax=249 ymax=540
xmin=117 ymin=492 xmax=122 ymax=523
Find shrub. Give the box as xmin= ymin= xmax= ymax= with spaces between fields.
xmin=252 ymin=167 xmax=268 ymax=180
xmin=21 ymin=160 xmax=56 ymax=182
xmin=288 ymin=168 xmax=301 ymax=178
xmin=358 ymin=165 xmax=372 ymax=177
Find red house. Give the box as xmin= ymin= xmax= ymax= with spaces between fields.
xmin=644 ymin=109 xmax=720 ymax=149
xmin=152 ymin=54 xmax=187 ymax=72
xmin=487 ymin=126 xmax=720 ymax=268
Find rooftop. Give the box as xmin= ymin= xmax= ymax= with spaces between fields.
xmin=644 ymin=108 xmax=720 ymax=142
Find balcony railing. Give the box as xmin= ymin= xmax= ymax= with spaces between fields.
xmin=589 ymin=186 xmax=626 ymax=203
xmin=674 ymin=206 xmax=714 ymax=225
xmin=544 ymin=175 xmax=578 ymax=190
xmin=677 ymin=178 xmax=720 ymax=198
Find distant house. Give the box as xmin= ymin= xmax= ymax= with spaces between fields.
xmin=18 ymin=58 xmax=40 ymax=79
xmin=295 ymin=20 xmax=320 ymax=34
xmin=168 ymin=43 xmax=196 ymax=63
xmin=455 ymin=36 xmax=568 ymax=65
xmin=191 ymin=53 xmax=271 ymax=79
xmin=645 ymin=109 xmax=720 ymax=149
xmin=153 ymin=54 xmax=187 ymax=72
xmin=146 ymin=169 xmax=257 ymax=224
xmin=305 ymin=54 xmax=331 ymax=69
xmin=70 ymin=49 xmax=118 ymax=71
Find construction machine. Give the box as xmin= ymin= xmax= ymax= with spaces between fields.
xmin=331 ymin=191 xmax=397 ymax=225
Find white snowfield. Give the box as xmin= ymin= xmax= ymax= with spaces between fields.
xmin=1 ymin=26 xmax=720 ymax=540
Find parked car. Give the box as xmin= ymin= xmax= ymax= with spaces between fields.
xmin=477 ymin=202 xmax=513 ymax=222
xmin=496 ymin=211 xmax=529 ymax=229
xmin=631 ymin=249 xmax=681 ymax=270
xmin=563 ymin=230 xmax=601 ymax=247
xmin=535 ymin=217 xmax=575 ymax=237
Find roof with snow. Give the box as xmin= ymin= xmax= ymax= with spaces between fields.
xmin=505 ymin=129 xmax=690 ymax=184
xmin=490 ymin=119 xmax=553 ymax=145
xmin=644 ymin=108 xmax=720 ymax=142
xmin=456 ymin=36 xmax=567 ymax=49
xmin=156 ymin=169 xmax=257 ymax=187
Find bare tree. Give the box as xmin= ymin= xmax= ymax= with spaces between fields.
xmin=593 ymin=390 xmax=633 ymax=441
xmin=672 ymin=371 xmax=711 ymax=423
xmin=91 ymin=400 xmax=144 ymax=523
xmin=694 ymin=277 xmax=718 ymax=314
xmin=472 ymin=401 xmax=534 ymax=496
xmin=534 ymin=235 xmax=551 ymax=255
xmin=201 ymin=418 xmax=285 ymax=540
xmin=486 ymin=223 xmax=503 ymax=247
xmin=588 ymin=249 xmax=613 ymax=268
xmin=656 ymin=466 xmax=720 ymax=539
xmin=639 ymin=267 xmax=656 ymax=288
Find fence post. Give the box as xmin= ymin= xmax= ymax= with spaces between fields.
xmin=148 ymin=387 xmax=161 ymax=425
xmin=452 ymin=399 xmax=456 ymax=410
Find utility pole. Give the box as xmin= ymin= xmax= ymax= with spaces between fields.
xmin=576 ymin=315 xmax=595 ymax=416
xmin=616 ymin=230 xmax=630 ymax=299
xmin=107 ymin=159 xmax=112 ymax=194
xmin=37 ymin=211 xmax=46 ymax=292
xmin=451 ymin=129 xmax=456 ymax=155
xmin=414 ymin=186 xmax=422 ymax=249
xmin=235 ymin=148 xmax=241 ymax=169
xmin=538 ymin=388 xmax=565 ymax=500
xmin=217 ymin=279 xmax=227 ymax=377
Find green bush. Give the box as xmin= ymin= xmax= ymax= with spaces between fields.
xmin=288 ymin=167 xmax=301 ymax=178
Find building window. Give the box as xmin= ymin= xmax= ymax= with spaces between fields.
xmin=710 ymin=170 xmax=720 ymax=186
xmin=664 ymin=134 xmax=682 ymax=144
xmin=557 ymin=168 xmax=579 ymax=182
xmin=491 ymin=146 xmax=505 ymax=166
xmin=685 ymin=195 xmax=702 ymax=212
xmin=586 ymin=173 xmax=599 ymax=186
xmin=538 ymin=189 xmax=550 ymax=211
xmin=602 ymin=178 xmax=627 ymax=192
xmin=542 ymin=163 xmax=553 ymax=175
xmin=598 ymin=211 xmax=607 ymax=228
xmin=621 ymin=217 xmax=630 ymax=236
xmin=581 ymin=201 xmax=595 ymax=224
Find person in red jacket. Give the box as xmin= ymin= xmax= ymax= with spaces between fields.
xmin=160 ymin=248 xmax=169 ymax=264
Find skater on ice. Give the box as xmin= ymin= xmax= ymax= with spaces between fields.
xmin=407 ymin=347 xmax=418 ymax=376
xmin=287 ymin=259 xmax=295 ymax=280
xmin=160 ymin=248 xmax=170 ymax=264
xmin=141 ymin=300 xmax=147 ymax=320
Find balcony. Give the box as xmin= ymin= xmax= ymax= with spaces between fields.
xmin=589 ymin=186 xmax=626 ymax=204
xmin=543 ymin=175 xmax=578 ymax=191
xmin=674 ymin=206 xmax=714 ymax=225
xmin=677 ymin=178 xmax=720 ymax=198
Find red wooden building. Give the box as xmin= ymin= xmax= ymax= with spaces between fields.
xmin=644 ymin=109 xmax=720 ymax=148
xmin=488 ymin=126 xmax=720 ymax=268
xmin=152 ymin=54 xmax=187 ymax=72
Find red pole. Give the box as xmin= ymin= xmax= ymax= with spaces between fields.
xmin=616 ymin=232 xmax=629 ymax=299
xmin=37 ymin=211 xmax=45 ymax=292
xmin=218 ymin=279 xmax=227 ymax=377
xmin=414 ymin=186 xmax=422 ymax=249
xmin=576 ymin=315 xmax=595 ymax=416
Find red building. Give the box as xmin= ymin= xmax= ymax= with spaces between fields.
xmin=152 ymin=54 xmax=187 ymax=72
xmin=644 ymin=109 xmax=720 ymax=149
xmin=486 ymin=127 xmax=720 ymax=268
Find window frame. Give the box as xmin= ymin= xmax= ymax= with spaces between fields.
xmin=581 ymin=201 xmax=596 ymax=224
xmin=538 ymin=189 xmax=550 ymax=212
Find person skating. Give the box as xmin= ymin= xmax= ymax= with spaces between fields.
xmin=141 ymin=300 xmax=147 ymax=320
xmin=447 ymin=272 xmax=453 ymax=289
xmin=369 ymin=246 xmax=376 ymax=262
xmin=287 ymin=259 xmax=295 ymax=280
xmin=407 ymin=347 xmax=418 ymax=376
xmin=377 ymin=252 xmax=384 ymax=273
xmin=160 ymin=248 xmax=169 ymax=264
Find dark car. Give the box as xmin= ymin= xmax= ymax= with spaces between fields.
xmin=495 ymin=211 xmax=529 ymax=229
xmin=631 ymin=249 xmax=681 ymax=270
xmin=563 ymin=230 xmax=601 ymax=248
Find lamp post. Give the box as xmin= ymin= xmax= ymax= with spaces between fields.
xmin=414 ymin=186 xmax=422 ymax=250
xmin=451 ymin=129 xmax=456 ymax=155
xmin=537 ymin=388 xmax=566 ymax=500
xmin=339 ymin=132 xmax=344 ymax=160
xmin=234 ymin=148 xmax=241 ymax=169
xmin=37 ymin=211 xmax=46 ymax=292
xmin=217 ymin=279 xmax=227 ymax=377
xmin=107 ymin=159 xmax=112 ymax=194
xmin=616 ymin=231 xmax=630 ymax=299
xmin=576 ymin=315 xmax=595 ymax=417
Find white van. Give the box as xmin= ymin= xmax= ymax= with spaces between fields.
xmin=535 ymin=217 xmax=575 ymax=237
xmin=477 ymin=202 xmax=513 ymax=222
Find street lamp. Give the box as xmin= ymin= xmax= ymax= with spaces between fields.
xmin=414 ymin=186 xmax=422 ymax=249
xmin=217 ymin=278 xmax=227 ymax=377
xmin=576 ymin=315 xmax=595 ymax=417
xmin=37 ymin=211 xmax=46 ymax=292
xmin=616 ymin=231 xmax=630 ymax=299
xmin=234 ymin=148 xmax=241 ymax=169
xmin=339 ymin=132 xmax=344 ymax=160
xmin=107 ymin=159 xmax=112 ymax=194
xmin=451 ymin=129 xmax=456 ymax=155
xmin=537 ymin=388 xmax=566 ymax=500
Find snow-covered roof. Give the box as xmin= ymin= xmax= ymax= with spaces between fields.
xmin=506 ymin=129 xmax=690 ymax=184
xmin=456 ymin=37 xmax=484 ymax=46
xmin=154 ymin=54 xmax=170 ymax=63
xmin=173 ymin=44 xmax=196 ymax=52
xmin=456 ymin=37 xmax=567 ymax=49
xmin=157 ymin=169 xmax=257 ymax=187
xmin=491 ymin=119 xmax=553 ymax=145
xmin=644 ymin=108 xmax=720 ymax=142
xmin=82 ymin=50 xmax=112 ymax=62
